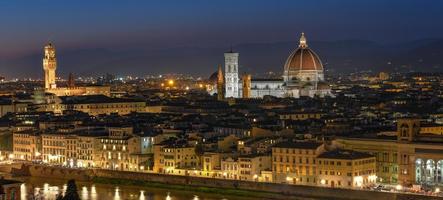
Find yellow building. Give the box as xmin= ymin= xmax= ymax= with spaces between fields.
xmin=95 ymin=127 xmax=149 ymax=171
xmin=202 ymin=152 xmax=221 ymax=172
xmin=76 ymin=135 xmax=98 ymax=168
xmin=272 ymin=141 xmax=325 ymax=185
xmin=221 ymin=157 xmax=239 ymax=179
xmin=0 ymin=101 xmax=28 ymax=117
xmin=41 ymin=133 xmax=68 ymax=164
xmin=336 ymin=118 xmax=443 ymax=186
xmin=154 ymin=143 xmax=199 ymax=174
xmin=317 ymin=149 xmax=376 ymax=188
xmin=278 ymin=112 xmax=324 ymax=121
xmin=12 ymin=130 xmax=41 ymax=161
xmin=37 ymin=95 xmax=146 ymax=116
xmin=420 ymin=124 xmax=443 ymax=135
xmin=238 ymin=154 xmax=271 ymax=181
xmin=46 ymin=86 xmax=111 ymax=97
xmin=96 ymin=136 xmax=146 ymax=171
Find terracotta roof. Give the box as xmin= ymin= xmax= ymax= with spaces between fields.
xmin=318 ymin=149 xmax=373 ymax=160
xmin=274 ymin=141 xmax=323 ymax=149
xmin=284 ymin=47 xmax=323 ymax=72
xmin=284 ymin=33 xmax=323 ymax=73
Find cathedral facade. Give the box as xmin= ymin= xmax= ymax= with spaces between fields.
xmin=211 ymin=33 xmax=332 ymax=99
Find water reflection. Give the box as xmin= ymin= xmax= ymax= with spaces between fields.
xmin=91 ymin=185 xmax=97 ymax=200
xmin=139 ymin=190 xmax=145 ymax=200
xmin=114 ymin=186 xmax=120 ymax=200
xmin=18 ymin=177 xmax=278 ymax=200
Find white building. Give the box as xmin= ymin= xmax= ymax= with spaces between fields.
xmin=224 ymin=50 xmax=240 ymax=98
xmin=210 ymin=33 xmax=332 ymax=99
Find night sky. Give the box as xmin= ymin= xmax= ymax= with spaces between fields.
xmin=1 ymin=0 xmax=443 ymax=78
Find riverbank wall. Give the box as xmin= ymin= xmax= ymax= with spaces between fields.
xmin=1 ymin=163 xmax=440 ymax=200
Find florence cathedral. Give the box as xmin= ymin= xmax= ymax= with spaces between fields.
xmin=209 ymin=33 xmax=333 ymax=99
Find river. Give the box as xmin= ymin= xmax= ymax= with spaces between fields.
xmin=17 ymin=176 xmax=270 ymax=200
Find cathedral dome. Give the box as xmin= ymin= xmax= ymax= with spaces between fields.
xmin=208 ymin=71 xmax=218 ymax=83
xmin=284 ymin=33 xmax=323 ymax=74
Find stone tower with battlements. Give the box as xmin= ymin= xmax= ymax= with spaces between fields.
xmin=43 ymin=43 xmax=57 ymax=89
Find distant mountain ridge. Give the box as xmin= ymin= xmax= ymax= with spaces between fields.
xmin=1 ymin=38 xmax=442 ymax=79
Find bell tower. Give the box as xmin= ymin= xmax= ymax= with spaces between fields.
xmin=43 ymin=43 xmax=57 ymax=89
xmin=224 ymin=48 xmax=239 ymax=98
xmin=217 ymin=65 xmax=224 ymax=101
xmin=397 ymin=118 xmax=420 ymax=142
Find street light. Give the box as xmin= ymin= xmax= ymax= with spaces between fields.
xmin=168 ymin=80 xmax=174 ymax=86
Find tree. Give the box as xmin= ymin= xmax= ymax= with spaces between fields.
xmin=62 ymin=179 xmax=80 ymax=200
xmin=55 ymin=193 xmax=64 ymax=200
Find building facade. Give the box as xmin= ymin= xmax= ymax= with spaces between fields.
xmin=211 ymin=33 xmax=332 ymax=99
xmin=41 ymin=43 xmax=111 ymax=97
xmin=336 ymin=118 xmax=443 ymax=186
xmin=43 ymin=43 xmax=57 ymax=89
xmin=224 ymin=50 xmax=239 ymax=98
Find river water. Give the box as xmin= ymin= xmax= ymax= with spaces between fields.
xmin=17 ymin=176 xmax=270 ymax=200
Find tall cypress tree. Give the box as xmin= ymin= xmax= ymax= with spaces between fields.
xmin=62 ymin=179 xmax=80 ymax=200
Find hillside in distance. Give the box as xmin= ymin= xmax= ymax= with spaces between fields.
xmin=1 ymin=39 xmax=442 ymax=79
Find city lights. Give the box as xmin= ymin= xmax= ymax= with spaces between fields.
xmin=0 ymin=2 xmax=442 ymax=200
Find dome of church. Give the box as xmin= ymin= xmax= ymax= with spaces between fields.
xmin=208 ymin=71 xmax=218 ymax=83
xmin=284 ymin=33 xmax=323 ymax=74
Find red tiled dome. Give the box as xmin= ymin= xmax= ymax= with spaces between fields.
xmin=284 ymin=33 xmax=323 ymax=73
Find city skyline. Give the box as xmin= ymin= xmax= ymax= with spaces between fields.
xmin=1 ymin=1 xmax=443 ymax=78
xmin=1 ymin=1 xmax=443 ymax=199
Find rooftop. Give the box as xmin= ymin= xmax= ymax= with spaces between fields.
xmin=318 ymin=149 xmax=374 ymax=160
xmin=273 ymin=141 xmax=323 ymax=149
xmin=60 ymin=95 xmax=144 ymax=104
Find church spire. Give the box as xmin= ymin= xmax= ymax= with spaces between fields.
xmin=299 ymin=32 xmax=308 ymax=48
xmin=217 ymin=64 xmax=224 ymax=101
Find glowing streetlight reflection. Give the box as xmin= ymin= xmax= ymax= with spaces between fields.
xmin=140 ymin=190 xmax=145 ymax=200
xmin=166 ymin=192 xmax=172 ymax=200
xmin=114 ymin=187 xmax=121 ymax=200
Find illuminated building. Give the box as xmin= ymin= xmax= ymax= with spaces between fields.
xmin=42 ymin=43 xmax=111 ymax=97
xmin=242 ymin=74 xmax=251 ymax=98
xmin=96 ymin=127 xmax=149 ymax=171
xmin=41 ymin=133 xmax=68 ymax=164
xmin=237 ymin=154 xmax=271 ymax=181
xmin=153 ymin=141 xmax=199 ymax=174
xmin=272 ymin=141 xmax=324 ymax=186
xmin=317 ymin=149 xmax=376 ymax=188
xmin=217 ymin=65 xmax=224 ymax=101
xmin=0 ymin=179 xmax=22 ymax=200
xmin=202 ymin=152 xmax=221 ymax=172
xmin=12 ymin=130 xmax=41 ymax=161
xmin=0 ymin=100 xmax=28 ymax=117
xmin=336 ymin=118 xmax=443 ymax=186
xmin=278 ymin=111 xmax=324 ymax=121
xmin=211 ymin=33 xmax=332 ymax=98
xmin=43 ymin=43 xmax=57 ymax=89
xmin=221 ymin=157 xmax=239 ymax=179
xmin=37 ymin=95 xmax=146 ymax=116
xmin=224 ymin=49 xmax=239 ymax=98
